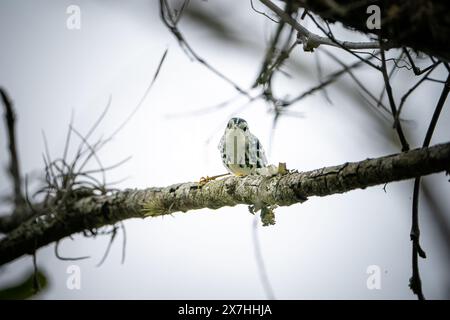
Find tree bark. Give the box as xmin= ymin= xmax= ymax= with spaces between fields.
xmin=0 ymin=142 xmax=449 ymax=266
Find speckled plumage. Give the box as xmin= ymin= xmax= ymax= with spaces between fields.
xmin=218 ymin=118 xmax=267 ymax=176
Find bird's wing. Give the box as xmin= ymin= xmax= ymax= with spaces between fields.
xmin=218 ymin=133 xmax=225 ymax=152
xmin=218 ymin=133 xmax=230 ymax=167
xmin=249 ymin=133 xmax=267 ymax=168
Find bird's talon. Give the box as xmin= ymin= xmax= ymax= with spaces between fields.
xmin=198 ymin=173 xmax=230 ymax=186
xmin=199 ymin=176 xmax=212 ymax=185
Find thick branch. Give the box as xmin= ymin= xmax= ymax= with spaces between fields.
xmin=0 ymin=142 xmax=449 ymax=266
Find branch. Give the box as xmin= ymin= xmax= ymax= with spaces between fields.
xmin=259 ymin=0 xmax=382 ymax=51
xmin=289 ymin=0 xmax=450 ymax=61
xmin=0 ymin=142 xmax=449 ymax=266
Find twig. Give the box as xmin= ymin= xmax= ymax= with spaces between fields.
xmin=285 ymin=55 xmax=373 ymax=105
xmin=54 ymin=240 xmax=90 ymax=261
xmin=314 ymin=50 xmax=332 ymax=104
xmin=120 ymin=221 xmax=127 ymax=265
xmin=250 ymin=0 xmax=279 ymax=23
xmin=0 ymin=88 xmax=29 ymax=233
xmin=165 ymin=89 xmax=255 ymax=119
xmin=109 ymin=49 xmax=168 ymax=140
xmin=69 ymin=48 xmax=168 ymax=168
xmin=305 ymin=11 xmax=381 ymax=71
xmin=63 ymin=110 xmax=75 ymax=164
xmin=321 ymin=48 xmax=391 ymax=115
xmin=96 ymin=226 xmax=118 ymax=267
xmin=409 ymin=73 xmax=450 ymax=300
xmin=0 ymin=87 xmax=25 ymax=208
xmin=380 ymin=45 xmax=410 ymax=151
xmin=252 ymin=217 xmax=275 ymax=299
xmin=395 ymin=65 xmax=440 ymax=125
xmin=426 ymin=78 xmax=447 ymax=84
xmin=377 ymin=51 xmax=403 ymax=108
xmin=159 ymin=0 xmax=249 ymax=95
xmin=254 ymin=7 xmax=289 ymax=87
xmin=268 ymin=110 xmax=280 ymax=158
xmin=81 ymin=156 xmax=132 ymax=176
xmin=70 ymin=125 xmax=107 ymax=186
xmin=403 ymin=48 xmax=440 ymax=76
xmin=32 ymin=250 xmax=40 ymax=293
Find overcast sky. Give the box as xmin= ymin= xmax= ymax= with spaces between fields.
xmin=0 ymin=0 xmax=449 ymax=299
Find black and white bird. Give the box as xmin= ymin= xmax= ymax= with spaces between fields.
xmin=218 ymin=117 xmax=267 ymax=176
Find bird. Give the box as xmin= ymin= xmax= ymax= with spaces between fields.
xmin=218 ymin=117 xmax=280 ymax=226
xmin=218 ymin=117 xmax=267 ymax=176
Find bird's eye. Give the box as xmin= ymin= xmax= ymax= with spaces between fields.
xmin=242 ymin=126 xmax=248 ymax=132
xmin=227 ymin=122 xmax=232 ymax=129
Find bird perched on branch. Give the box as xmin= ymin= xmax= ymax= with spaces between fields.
xmin=219 ymin=117 xmax=278 ymax=226
xmin=200 ymin=117 xmax=289 ymax=226
xmin=218 ymin=117 xmax=268 ymax=176
xmin=199 ymin=117 xmax=269 ymax=184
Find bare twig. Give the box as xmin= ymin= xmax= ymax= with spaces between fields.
xmin=250 ymin=0 xmax=279 ymax=23
xmin=314 ymin=50 xmax=332 ymax=104
xmin=120 ymin=221 xmax=127 ymax=265
xmin=54 ymin=240 xmax=90 ymax=261
xmin=321 ymin=49 xmax=391 ymax=116
xmin=96 ymin=226 xmax=118 ymax=267
xmin=304 ymin=11 xmax=381 ymax=71
xmin=403 ymin=48 xmax=440 ymax=76
xmin=426 ymin=78 xmax=447 ymax=85
xmin=252 ymin=217 xmax=275 ymax=299
xmin=109 ymin=49 xmax=168 ymax=140
xmin=32 ymin=250 xmax=39 ymax=293
xmin=395 ymin=64 xmax=440 ymax=125
xmin=254 ymin=7 xmax=289 ymax=87
xmin=409 ymin=73 xmax=450 ymax=300
xmin=159 ymin=0 xmax=249 ymax=95
xmin=1 ymin=87 xmax=25 ymax=208
xmin=380 ymin=45 xmax=410 ymax=151
xmin=377 ymin=51 xmax=403 ymax=108
xmin=165 ymin=89 xmax=255 ymax=119
xmin=0 ymin=88 xmax=28 ymax=233
xmin=63 ymin=110 xmax=75 ymax=164
xmin=285 ymin=55 xmax=373 ymax=105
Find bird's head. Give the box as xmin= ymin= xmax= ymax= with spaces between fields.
xmin=226 ymin=117 xmax=249 ymax=132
